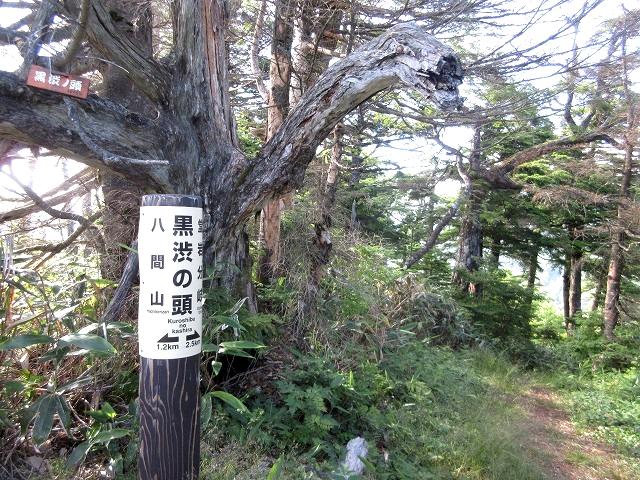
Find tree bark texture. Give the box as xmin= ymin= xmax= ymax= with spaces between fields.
xmin=100 ymin=173 xmax=141 ymax=282
xmin=452 ymin=192 xmax=483 ymax=295
xmin=603 ymin=18 xmax=636 ymax=341
xmin=568 ymin=225 xmax=583 ymax=320
xmin=603 ymin=143 xmax=634 ymax=340
xmin=452 ymin=127 xmax=483 ymax=295
xmin=97 ymin=2 xmax=149 ymax=323
xmin=563 ymin=252 xmax=574 ymax=334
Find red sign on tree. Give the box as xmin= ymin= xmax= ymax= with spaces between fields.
xmin=25 ymin=65 xmax=90 ymax=99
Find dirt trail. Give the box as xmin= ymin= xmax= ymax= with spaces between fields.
xmin=518 ymin=386 xmax=634 ymax=480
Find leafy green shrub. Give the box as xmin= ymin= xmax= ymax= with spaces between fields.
xmin=533 ymin=309 xmax=640 ymax=372
xmin=456 ymin=268 xmax=536 ymax=341
xmin=209 ymin=341 xmax=550 ymax=479
xmin=231 ymin=351 xmax=391 ymax=459
xmin=387 ymin=276 xmax=478 ymax=348
xmin=564 ymin=369 xmax=640 ymax=456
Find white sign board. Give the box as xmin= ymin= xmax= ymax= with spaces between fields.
xmin=138 ymin=205 xmax=204 ymax=359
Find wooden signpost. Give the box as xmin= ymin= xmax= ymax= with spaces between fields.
xmin=137 ymin=194 xmax=204 ymax=480
xmin=25 ymin=65 xmax=90 ymax=99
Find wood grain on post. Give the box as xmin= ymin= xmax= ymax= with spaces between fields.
xmin=138 ymin=194 xmax=203 ymax=480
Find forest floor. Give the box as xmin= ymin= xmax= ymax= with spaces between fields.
xmin=515 ymin=385 xmax=636 ymax=480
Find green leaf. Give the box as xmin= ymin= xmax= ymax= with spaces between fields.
xmin=90 ymin=278 xmax=117 ymax=289
xmin=89 ymin=402 xmax=117 ymax=423
xmin=228 ymin=297 xmax=247 ymax=315
xmin=200 ymin=393 xmax=213 ymax=428
xmin=202 ymin=343 xmax=219 ymax=353
xmin=0 ymin=334 xmax=55 ymax=351
xmin=211 ymin=361 xmax=222 ymax=377
xmin=78 ymin=322 xmax=133 ymax=335
xmin=53 ymin=304 xmax=79 ymax=321
xmin=32 ymin=394 xmax=57 ymax=445
xmin=219 ymin=348 xmax=254 ymax=359
xmin=219 ymin=341 xmax=265 ymax=350
xmin=3 ymin=380 xmax=24 ymax=394
xmin=213 ymin=314 xmax=243 ymax=332
xmin=117 ymin=243 xmax=138 ymax=254
xmin=211 ymin=391 xmax=248 ymax=413
xmin=66 ymin=440 xmax=91 ymax=467
xmin=91 ymin=428 xmax=130 ymax=444
xmin=59 ymin=334 xmax=116 ymax=355
xmin=266 ymin=455 xmax=284 ymax=480
xmin=56 ymin=376 xmax=93 ymax=394
xmin=53 ymin=394 xmax=71 ymax=430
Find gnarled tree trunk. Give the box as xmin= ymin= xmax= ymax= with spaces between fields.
xmin=452 ymin=188 xmax=483 ymax=295
xmin=0 ymin=2 xmax=463 ymax=307
xmin=563 ymin=252 xmax=573 ymax=333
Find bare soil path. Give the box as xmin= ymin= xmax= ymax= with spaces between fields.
xmin=517 ymin=386 xmax=637 ymax=480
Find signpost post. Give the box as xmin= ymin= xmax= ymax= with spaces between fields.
xmin=137 ymin=194 xmax=204 ymax=480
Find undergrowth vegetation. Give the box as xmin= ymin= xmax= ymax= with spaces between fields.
xmin=202 ymin=346 xmax=548 ymax=480
xmin=194 ymin=240 xmax=640 ymax=479
xmin=2 ymin=222 xmax=640 ymax=479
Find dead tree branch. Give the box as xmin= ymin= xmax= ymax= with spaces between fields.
xmin=0 ymin=180 xmax=97 ymax=224
xmin=15 ymin=210 xmax=101 ymax=255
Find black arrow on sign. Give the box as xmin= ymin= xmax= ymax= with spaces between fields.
xmin=158 ymin=333 xmax=179 ymax=343
xmin=186 ymin=331 xmax=200 ymax=341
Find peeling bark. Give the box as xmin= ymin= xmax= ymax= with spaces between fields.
xmin=603 ymin=142 xmax=634 ymax=341
xmin=259 ymin=0 xmax=344 ymax=283
xmin=99 ymin=1 xmax=151 ymax=285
